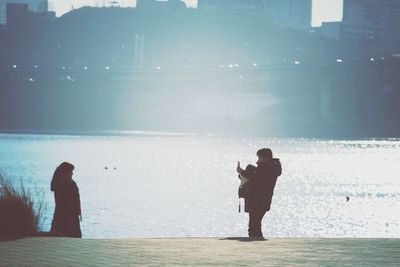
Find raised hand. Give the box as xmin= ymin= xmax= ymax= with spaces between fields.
xmin=237 ymin=161 xmax=244 ymax=174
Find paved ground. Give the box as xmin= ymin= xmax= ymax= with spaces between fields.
xmin=0 ymin=237 xmax=399 ymax=266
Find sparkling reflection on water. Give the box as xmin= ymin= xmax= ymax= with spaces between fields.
xmin=1 ymin=134 xmax=399 ymax=238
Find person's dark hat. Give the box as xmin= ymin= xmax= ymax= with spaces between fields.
xmin=256 ymin=148 xmax=272 ymax=159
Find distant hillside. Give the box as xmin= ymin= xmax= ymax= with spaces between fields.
xmin=0 ymin=6 xmax=344 ymax=69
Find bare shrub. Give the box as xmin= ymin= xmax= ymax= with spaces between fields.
xmin=0 ymin=172 xmax=45 ymax=240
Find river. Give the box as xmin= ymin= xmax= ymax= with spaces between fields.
xmin=1 ymin=133 xmax=399 ymax=238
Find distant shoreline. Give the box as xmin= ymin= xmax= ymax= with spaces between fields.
xmin=0 ymin=129 xmax=199 ymax=138
xmin=0 ymin=129 xmax=399 ymax=140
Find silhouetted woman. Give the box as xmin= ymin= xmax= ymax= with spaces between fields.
xmin=50 ymin=162 xmax=82 ymax=238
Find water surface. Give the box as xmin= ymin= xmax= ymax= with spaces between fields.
xmin=1 ymin=134 xmax=399 ymax=238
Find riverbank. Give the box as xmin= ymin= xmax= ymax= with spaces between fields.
xmin=0 ymin=237 xmax=399 ymax=266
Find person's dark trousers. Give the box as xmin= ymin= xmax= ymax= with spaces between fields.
xmin=248 ymin=208 xmax=267 ymax=238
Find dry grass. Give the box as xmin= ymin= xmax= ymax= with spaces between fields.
xmin=0 ymin=172 xmax=45 ymax=240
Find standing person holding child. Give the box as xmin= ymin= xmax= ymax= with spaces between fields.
xmin=237 ymin=148 xmax=281 ymax=239
xmin=50 ymin=162 xmax=82 ymax=238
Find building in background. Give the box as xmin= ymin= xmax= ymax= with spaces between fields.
xmin=198 ymin=0 xmax=311 ymax=30
xmin=341 ymin=0 xmax=400 ymax=52
xmin=262 ymin=0 xmax=312 ymax=30
xmin=5 ymin=1 xmax=53 ymax=28
xmin=5 ymin=2 xmax=27 ymax=26
xmin=0 ymin=0 xmax=47 ymax=24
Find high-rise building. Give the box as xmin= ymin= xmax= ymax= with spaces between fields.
xmin=341 ymin=0 xmax=400 ymax=51
xmin=6 ymin=3 xmax=28 ymax=26
xmin=0 ymin=0 xmax=47 ymax=24
xmin=262 ymin=0 xmax=312 ymax=30
xmin=198 ymin=0 xmax=311 ymax=30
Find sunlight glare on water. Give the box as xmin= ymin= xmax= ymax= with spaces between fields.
xmin=0 ymin=134 xmax=399 ymax=238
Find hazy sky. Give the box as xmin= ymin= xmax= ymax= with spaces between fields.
xmin=48 ymin=0 xmax=343 ymax=27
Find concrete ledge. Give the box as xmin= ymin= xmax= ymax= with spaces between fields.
xmin=0 ymin=237 xmax=399 ymax=266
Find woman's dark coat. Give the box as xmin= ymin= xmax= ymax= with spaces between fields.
xmin=51 ymin=179 xmax=81 ymax=238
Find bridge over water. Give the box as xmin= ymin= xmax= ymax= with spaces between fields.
xmin=1 ymin=60 xmax=400 ymax=136
xmin=2 ymin=59 xmax=399 ymax=83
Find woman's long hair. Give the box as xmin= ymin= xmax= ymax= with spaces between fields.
xmin=51 ymin=162 xmax=74 ymax=192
